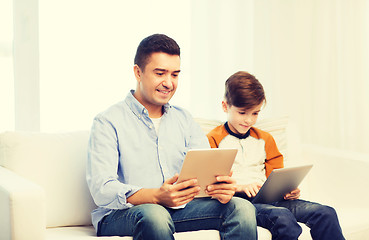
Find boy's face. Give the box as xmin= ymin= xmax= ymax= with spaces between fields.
xmin=134 ymin=52 xmax=180 ymax=110
xmin=222 ymin=101 xmax=264 ymax=135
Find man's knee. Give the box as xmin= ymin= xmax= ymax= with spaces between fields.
xmin=227 ymin=197 xmax=257 ymax=230
xmin=135 ymin=204 xmax=175 ymax=234
xmin=230 ymin=197 xmax=257 ymax=219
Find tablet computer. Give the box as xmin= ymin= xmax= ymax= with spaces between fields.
xmin=251 ymin=164 xmax=313 ymax=204
xmin=177 ymin=148 xmax=238 ymax=197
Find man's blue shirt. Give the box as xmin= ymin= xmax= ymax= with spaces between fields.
xmin=86 ymin=90 xmax=210 ymax=231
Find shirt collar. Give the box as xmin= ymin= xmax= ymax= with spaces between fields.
xmin=224 ymin=122 xmax=250 ymax=139
xmin=125 ymin=90 xmax=171 ymax=118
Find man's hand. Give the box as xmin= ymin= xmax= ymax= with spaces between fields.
xmin=205 ymin=172 xmax=237 ymax=204
xmin=284 ymin=188 xmax=301 ymax=200
xmin=154 ymin=174 xmax=201 ymax=207
xmin=236 ymin=182 xmax=262 ymax=198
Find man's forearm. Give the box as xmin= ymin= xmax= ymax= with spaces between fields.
xmin=127 ymin=188 xmax=158 ymax=205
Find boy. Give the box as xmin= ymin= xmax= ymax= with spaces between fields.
xmin=207 ymin=71 xmax=345 ymax=240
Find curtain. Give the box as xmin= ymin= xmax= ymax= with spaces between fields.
xmin=190 ymin=0 xmax=369 ymax=154
xmin=0 ymin=0 xmax=14 ymax=132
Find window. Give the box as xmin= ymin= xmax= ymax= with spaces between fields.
xmin=38 ymin=0 xmax=192 ymax=132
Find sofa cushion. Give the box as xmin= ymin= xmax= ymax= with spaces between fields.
xmin=0 ymin=131 xmax=95 ymax=228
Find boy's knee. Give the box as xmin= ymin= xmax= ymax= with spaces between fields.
xmin=269 ymin=208 xmax=302 ymax=239
xmin=270 ymin=207 xmax=297 ymax=223
xmin=318 ymin=205 xmax=339 ymax=221
xmin=271 ymin=207 xmax=297 ymax=225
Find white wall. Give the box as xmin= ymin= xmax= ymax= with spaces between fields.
xmin=8 ymin=0 xmax=369 ymax=155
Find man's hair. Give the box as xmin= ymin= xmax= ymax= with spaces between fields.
xmin=134 ymin=34 xmax=180 ymax=71
xmin=224 ymin=71 xmax=266 ymax=109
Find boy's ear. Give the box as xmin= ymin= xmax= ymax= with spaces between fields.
xmin=222 ymin=101 xmax=228 ymax=113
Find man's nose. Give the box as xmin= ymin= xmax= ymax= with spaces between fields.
xmin=162 ymin=76 xmax=173 ymax=89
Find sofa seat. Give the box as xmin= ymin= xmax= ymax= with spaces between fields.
xmin=334 ymin=208 xmax=369 ymax=239
xmin=45 ymin=225 xmax=319 ymax=240
xmin=1 ymin=116 xmax=368 ymax=240
xmin=45 ymin=227 xmax=220 ymax=240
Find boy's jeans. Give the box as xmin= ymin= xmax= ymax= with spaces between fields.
xmin=97 ymin=197 xmax=257 ymax=240
xmin=255 ymin=199 xmax=345 ymax=240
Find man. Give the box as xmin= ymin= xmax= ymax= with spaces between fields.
xmin=86 ymin=34 xmax=257 ymax=240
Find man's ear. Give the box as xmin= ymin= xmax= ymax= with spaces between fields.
xmin=133 ymin=65 xmax=141 ymax=82
xmin=222 ymin=101 xmax=228 ymax=113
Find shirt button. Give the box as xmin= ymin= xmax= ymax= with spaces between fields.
xmin=149 ymin=125 xmax=152 ymax=129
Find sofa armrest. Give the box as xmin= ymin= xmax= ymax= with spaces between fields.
xmin=301 ymin=144 xmax=369 ymax=208
xmin=0 ymin=166 xmax=46 ymax=240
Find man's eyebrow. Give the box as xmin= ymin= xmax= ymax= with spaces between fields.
xmin=154 ymin=68 xmax=167 ymax=72
xmin=154 ymin=68 xmax=181 ymax=73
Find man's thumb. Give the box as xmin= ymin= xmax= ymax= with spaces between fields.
xmin=165 ymin=173 xmax=179 ymax=184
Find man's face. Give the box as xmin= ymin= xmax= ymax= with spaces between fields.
xmin=223 ymin=101 xmax=264 ymax=135
xmin=134 ymin=52 xmax=180 ymax=109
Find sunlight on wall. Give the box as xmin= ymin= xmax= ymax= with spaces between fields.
xmin=38 ymin=0 xmax=192 ymax=132
xmin=0 ymin=0 xmax=14 ymax=132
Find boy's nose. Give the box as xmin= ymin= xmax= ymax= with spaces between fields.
xmin=244 ymin=116 xmax=252 ymax=125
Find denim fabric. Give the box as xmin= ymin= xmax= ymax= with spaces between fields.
xmin=98 ymin=197 xmax=257 ymax=240
xmin=254 ymin=199 xmax=345 ymax=240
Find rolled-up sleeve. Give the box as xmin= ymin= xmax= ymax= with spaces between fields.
xmin=86 ymin=116 xmax=141 ymax=209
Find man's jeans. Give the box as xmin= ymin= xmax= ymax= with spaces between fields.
xmin=254 ymin=199 xmax=345 ymax=240
xmin=97 ymin=197 xmax=257 ymax=240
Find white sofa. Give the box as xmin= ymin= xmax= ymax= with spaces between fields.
xmin=1 ymin=116 xmax=368 ymax=240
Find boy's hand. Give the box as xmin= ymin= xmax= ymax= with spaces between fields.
xmin=236 ymin=182 xmax=262 ymax=198
xmin=205 ymin=172 xmax=237 ymax=204
xmin=154 ymin=174 xmax=201 ymax=207
xmin=284 ymin=188 xmax=301 ymax=200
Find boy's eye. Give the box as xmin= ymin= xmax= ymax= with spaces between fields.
xmin=253 ymin=112 xmax=259 ymax=115
xmin=238 ymin=112 xmax=245 ymax=115
xmin=156 ymin=72 xmax=164 ymax=76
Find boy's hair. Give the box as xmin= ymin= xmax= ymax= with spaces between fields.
xmin=224 ymin=71 xmax=266 ymax=109
xmin=134 ymin=34 xmax=180 ymax=71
